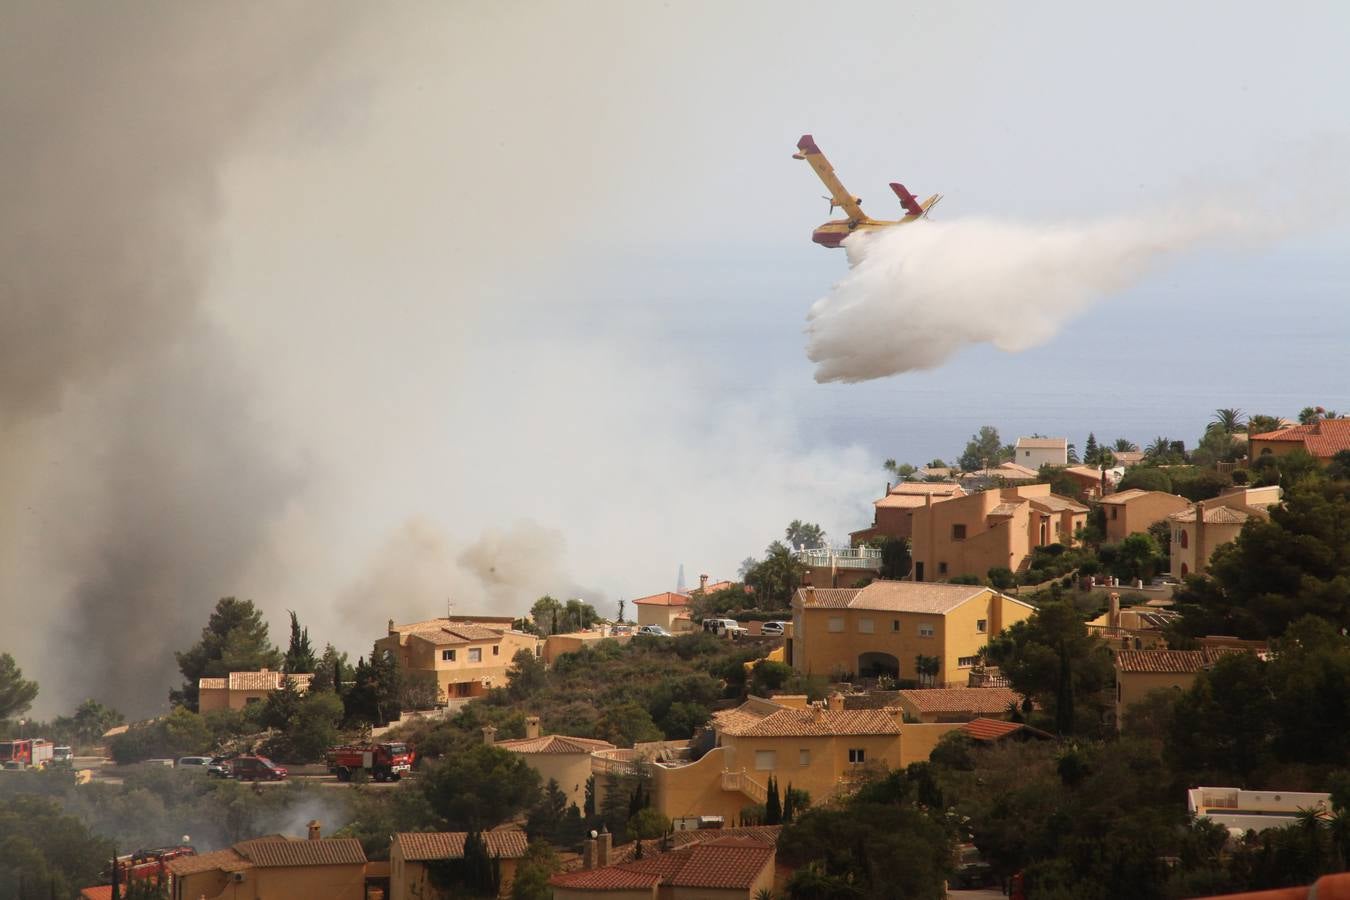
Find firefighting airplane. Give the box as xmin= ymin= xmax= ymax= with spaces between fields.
xmin=793 ymin=134 xmax=942 ymax=248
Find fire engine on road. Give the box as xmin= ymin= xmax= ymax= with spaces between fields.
xmin=325 ymin=741 xmax=415 ymax=782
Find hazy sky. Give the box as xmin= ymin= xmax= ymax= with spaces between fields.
xmin=5 ymin=2 xmax=1349 ymax=713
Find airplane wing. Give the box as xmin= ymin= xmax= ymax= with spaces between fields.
xmin=793 ymin=134 xmax=865 ymax=222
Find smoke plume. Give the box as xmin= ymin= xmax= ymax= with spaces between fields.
xmin=0 ymin=4 xmax=364 ymax=713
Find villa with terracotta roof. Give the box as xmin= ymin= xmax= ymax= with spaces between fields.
xmin=1113 ymin=647 xmax=1245 ymax=726
xmin=961 ymin=717 xmax=1053 ymax=743
xmin=791 ymin=580 xmax=1036 ymax=686
xmin=375 ymin=616 xmax=541 ymax=704
xmin=484 ymin=715 xmax=615 ymax=809
xmin=1099 ymin=489 xmax=1191 ymax=542
xmin=1250 ymin=418 xmax=1350 ymax=464
xmin=389 ymin=828 xmax=528 ymax=899
xmin=197 ymin=669 xmax=314 ymax=713
xmin=651 ymin=693 xmax=961 ymax=825
xmin=909 ymin=483 xmax=1089 ymax=585
xmin=1167 ymin=491 xmax=1277 ymax=578
xmin=850 ymin=481 xmax=967 ymax=545
xmin=551 ymin=830 xmax=779 ymax=900
xmin=1014 ymin=436 xmax=1068 ymax=468
xmin=166 ymin=826 xmax=367 ymax=900
xmin=892 ymin=686 xmax=1025 ymax=723
xmin=632 ymin=591 xmax=693 ymax=632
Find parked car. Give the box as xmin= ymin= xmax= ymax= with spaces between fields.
xmin=760 ymin=621 xmax=789 ymax=636
xmin=206 ymin=755 xmax=233 ymax=778
xmin=611 ymin=624 xmax=633 ymax=635
xmin=226 ymin=755 xmax=288 ymax=781
xmin=146 ymin=758 xmax=176 ymax=768
xmin=177 ymin=756 xmax=212 ymax=770
xmin=703 ymin=618 xmax=748 ymax=637
xmin=637 ymin=624 xmax=672 ymax=637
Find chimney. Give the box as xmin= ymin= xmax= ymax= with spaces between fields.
xmin=699 ymin=574 xmax=709 ymax=592
xmin=387 ymin=618 xmax=396 ymax=634
xmin=811 ymin=702 xmax=825 ymax=721
xmin=803 ymin=586 xmax=816 ymax=606
xmin=1108 ymin=592 xmax=1121 ymax=629
xmin=259 ymin=667 xmax=268 ymax=673
xmin=482 ymin=725 xmax=497 ymax=746
xmin=596 ymin=826 xmax=612 ymax=867
xmin=525 ymin=716 xmax=541 ymax=740
xmin=583 ymin=834 xmax=596 ymax=870
xmin=1194 ymin=502 xmax=1208 ymax=575
xmin=827 ymin=691 xmax=845 ymax=711
xmin=307 ymin=820 xmax=321 ymax=841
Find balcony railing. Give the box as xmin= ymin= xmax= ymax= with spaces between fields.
xmin=793 ymin=547 xmax=883 ymax=570
xmin=720 ymin=768 xmax=768 ymax=803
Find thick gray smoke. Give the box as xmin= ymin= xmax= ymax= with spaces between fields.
xmin=0 ymin=4 xmax=363 ymax=714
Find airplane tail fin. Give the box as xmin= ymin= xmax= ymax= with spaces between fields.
xmin=890 ymin=183 xmax=924 ymax=217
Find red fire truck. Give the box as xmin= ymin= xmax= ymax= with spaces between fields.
xmin=325 ymin=741 xmax=415 ymax=782
xmin=0 ymin=738 xmax=54 ymax=769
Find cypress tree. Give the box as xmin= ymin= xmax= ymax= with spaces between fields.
xmin=765 ymin=775 xmax=782 ymax=826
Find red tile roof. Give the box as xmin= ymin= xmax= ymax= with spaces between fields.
xmin=716 ymin=705 xmax=901 ymax=738
xmin=495 ymin=734 xmax=616 ymax=755
xmin=80 ymin=888 xmax=114 ymax=900
xmin=234 ymin=837 xmax=366 ymax=867
xmin=394 ymin=829 xmax=529 ymax=862
xmin=1250 ymin=419 xmax=1350 ymax=458
xmin=411 ymin=623 xmax=509 ymax=645
xmin=550 ymin=840 xmax=773 ymax=891
xmin=895 ymin=687 xmax=1024 ymax=715
xmin=631 ymin=591 xmax=690 ymax=607
xmin=795 ymin=581 xmax=993 ymax=614
xmin=164 ymin=848 xmax=252 ymax=876
xmin=1114 ymin=647 xmax=1242 ymax=674
xmin=1168 ymin=505 xmax=1257 ymax=525
xmin=1194 ymin=871 xmax=1350 ymax=898
xmin=962 ymin=718 xmax=1053 ymax=742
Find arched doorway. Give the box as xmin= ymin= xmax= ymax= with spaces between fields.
xmin=858 ymin=651 xmax=899 ymax=680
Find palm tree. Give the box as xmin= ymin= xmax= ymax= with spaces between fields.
xmin=1247 ymin=414 xmax=1281 ymax=436
xmin=1112 ymin=438 xmax=1139 ymax=453
xmin=1145 ymin=436 xmax=1171 ymax=460
xmin=1212 ymin=408 xmax=1245 ymax=433
xmin=1300 ymin=406 xmax=1324 ymax=425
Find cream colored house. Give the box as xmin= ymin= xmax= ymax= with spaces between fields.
xmin=197 ymin=669 xmax=313 ymax=713
xmin=650 ymin=694 xmax=960 ymax=825
xmin=1014 ymin=436 xmax=1068 ymax=469
xmin=909 ymin=484 xmax=1088 ymax=584
xmin=790 ymin=581 xmax=1036 ymax=686
xmin=1113 ymin=648 xmax=1242 ymax=727
xmin=167 ymin=830 xmax=366 ymax=900
xmin=850 ymin=481 xmax=966 ymax=545
xmin=375 ymin=616 xmax=541 ymax=703
xmin=487 ymin=716 xmax=615 ymax=809
xmin=1167 ymin=495 xmax=1272 ymax=578
xmin=1099 ymin=489 xmax=1190 ymax=542
xmin=632 ymin=592 xmax=692 ymax=632
xmin=389 ymin=829 xmax=528 ymax=900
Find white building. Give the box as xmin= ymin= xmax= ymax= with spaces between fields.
xmin=1013 ymin=437 xmax=1068 ymax=470
xmin=1188 ymin=787 xmax=1331 ymax=834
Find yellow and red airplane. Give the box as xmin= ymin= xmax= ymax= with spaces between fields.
xmin=793 ymin=134 xmax=942 ymax=248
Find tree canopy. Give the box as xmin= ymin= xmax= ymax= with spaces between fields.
xmin=173 ymin=597 xmax=282 ymax=710
xmin=0 ymin=652 xmax=39 ymax=721
xmin=958 ymin=425 xmax=1008 ymax=472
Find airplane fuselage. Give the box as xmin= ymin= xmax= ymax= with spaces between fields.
xmin=811 ymin=216 xmax=913 ymax=248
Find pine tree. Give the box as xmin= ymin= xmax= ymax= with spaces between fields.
xmin=783 ymin=781 xmax=795 ymax=823
xmin=283 ymin=611 xmax=317 ymax=674
xmin=1083 ymin=433 xmax=1100 ymax=466
xmin=765 ymin=775 xmax=782 ymax=825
